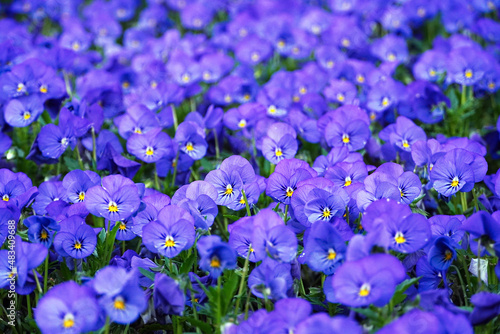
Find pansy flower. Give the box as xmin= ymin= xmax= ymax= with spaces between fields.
xmin=428 ymin=236 xmax=458 ymax=271
xmin=127 ymin=128 xmax=174 ymax=163
xmin=142 ymin=205 xmax=195 ymax=258
xmin=4 ymin=95 xmax=44 ymax=127
xmin=266 ymin=158 xmax=317 ymax=205
xmin=154 ymin=273 xmax=186 ymax=316
xmin=35 ymin=281 xmax=101 ymax=334
xmin=23 ymin=216 xmax=60 ymax=248
xmin=115 ymin=104 xmax=160 ymax=139
xmin=0 ymin=236 xmax=47 ymax=295
xmin=174 ymin=121 xmax=207 ymax=161
xmin=261 ymin=123 xmax=298 ymax=165
xmin=322 ymin=105 xmax=371 ymax=152
xmin=329 ymin=254 xmax=406 ymax=307
xmin=247 ymin=258 xmax=293 ymax=301
xmin=303 ymin=221 xmax=347 ymax=275
xmin=197 ymin=235 xmax=237 ymax=279
xmin=53 ymin=216 xmax=97 ymax=259
xmin=85 ymin=175 xmax=141 ymax=222
xmin=62 ymin=169 xmax=101 ymax=204
xmin=92 ymin=266 xmax=147 ymax=325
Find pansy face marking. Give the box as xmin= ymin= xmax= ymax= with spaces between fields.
xmin=210 ymin=256 xmax=221 ymax=268
xmin=286 ymin=186 xmax=294 ymax=197
xmin=450 ymin=176 xmax=459 ymax=188
xmin=394 ymin=231 xmax=406 ymax=244
xmin=359 ymin=283 xmax=371 ymax=297
xmin=108 ymin=201 xmax=119 ymax=213
xmin=146 ymin=146 xmax=154 ymax=156
xmin=342 ymin=134 xmax=350 ymax=144
xmin=2 ymin=194 xmax=9 ymax=201
xmin=225 ymin=184 xmax=233 ymax=195
xmin=62 ymin=313 xmax=75 ymax=329
xmin=327 ymin=248 xmax=337 ymax=260
xmin=114 ymin=296 xmax=126 ymax=310
xmin=165 ymin=235 xmax=175 ymax=248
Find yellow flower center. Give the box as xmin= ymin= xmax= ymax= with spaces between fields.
xmin=133 ymin=127 xmax=142 ymax=134
xmin=382 ymin=97 xmax=390 ymax=107
xmin=341 ymin=38 xmax=350 ymax=47
xmin=394 ymin=232 xmax=406 ymax=244
xmin=326 ymin=60 xmax=334 ymax=68
xmin=444 ymin=250 xmax=453 ymax=261
xmin=322 ymin=208 xmax=331 ymax=218
xmin=344 ymin=177 xmax=352 ymax=187
xmin=40 ymin=85 xmax=48 ymax=93
xmin=243 ymin=94 xmax=250 ymax=101
xmin=224 ymin=94 xmax=232 ymax=103
xmin=299 ymin=87 xmax=307 ymax=95
xmin=63 ymin=314 xmax=75 ymax=328
xmin=210 ymin=256 xmax=221 ymax=268
xmin=342 ymin=134 xmax=350 ymax=144
xmin=181 ymin=73 xmax=191 ymax=83
xmin=165 ymin=236 xmax=175 ymax=247
xmin=2 ymin=194 xmax=9 ymax=201
xmin=357 ymin=74 xmax=365 ymax=83
xmin=17 ymin=83 xmax=25 ymax=92
xmin=327 ymin=249 xmax=337 ymax=260
xmin=72 ymin=41 xmax=81 ymax=51
xmin=488 ymin=82 xmax=495 ymax=90
xmin=387 ymin=53 xmax=396 ymax=62
xmin=293 ymin=95 xmax=300 ymax=102
xmin=224 ymin=184 xmax=233 ymax=195
xmin=185 ymin=143 xmax=194 ymax=152
xmin=114 ymin=296 xmax=126 ymax=310
xmin=286 ymin=187 xmax=294 ymax=197
xmin=359 ymin=283 xmax=370 ymax=297
xmin=108 ymin=201 xmax=119 ymax=212
xmin=275 ymin=148 xmax=283 ymax=157
xmin=122 ymin=81 xmax=130 ymax=89
xmin=451 ymin=177 xmax=459 ymax=188
xmin=150 ymin=81 xmax=158 ymax=89
xmin=464 ymin=69 xmax=473 ymax=79
xmin=268 ymin=105 xmax=277 ymax=114
xmin=250 ymin=52 xmax=260 ymax=62
xmin=238 ymin=119 xmax=247 ymax=128
xmin=402 ymin=140 xmax=410 ymax=148
xmin=277 ymin=40 xmax=285 ymax=48
xmin=40 ymin=230 xmax=48 ymax=240
xmin=417 ymin=7 xmax=426 ymax=17
xmin=118 ymin=223 xmax=127 ymax=230
xmin=78 ymin=191 xmax=85 ymax=201
xmin=74 ymin=241 xmax=82 ymax=250
xmin=239 ymin=197 xmax=246 ymax=204
xmin=429 ymin=69 xmax=437 ymax=77
xmin=203 ymin=71 xmax=211 ymax=80
xmin=146 ymin=146 xmax=154 ymax=156
xmin=23 ymin=111 xmax=31 ymax=120
xmin=337 ymin=93 xmax=345 ymax=102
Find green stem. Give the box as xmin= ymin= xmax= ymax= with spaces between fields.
xmin=32 ymin=269 xmax=42 ymax=294
xmin=189 ymin=281 xmax=202 ymax=334
xmin=63 ymin=70 xmax=73 ymax=100
xmin=122 ymin=240 xmax=126 ymax=255
xmin=284 ymin=205 xmax=289 ymax=223
xmin=91 ymin=127 xmax=97 ymax=170
xmin=154 ymin=166 xmax=161 ymax=191
xmin=235 ymin=244 xmax=252 ymax=314
xmin=217 ymin=276 xmax=222 ymax=329
xmin=477 ymin=240 xmax=482 ymax=291
xmin=213 ymin=129 xmax=220 ymax=161
xmin=171 ymin=104 xmax=179 ymax=130
xmin=74 ymin=144 xmax=84 ymax=170
xmin=26 ymin=294 xmax=31 ymax=318
xmin=460 ymin=192 xmax=468 ymax=214
xmin=451 ymin=265 xmax=469 ymax=307
xmin=104 ymin=316 xmax=110 ymax=334
xmin=171 ymin=150 xmax=180 ymax=188
xmin=461 ymin=254 xmax=472 ymax=295
xmin=43 ymin=254 xmax=49 ymax=294
xmin=269 ymin=163 xmax=275 ymax=176
xmin=241 ymin=189 xmax=251 ymax=217
xmin=461 ymin=84 xmax=467 ymax=106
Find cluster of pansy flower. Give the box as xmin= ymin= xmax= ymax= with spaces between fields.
xmin=1 ymin=0 xmax=500 ymax=333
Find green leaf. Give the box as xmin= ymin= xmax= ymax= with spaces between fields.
xmin=181 ymin=316 xmax=213 ymax=334
xmin=180 ymin=253 xmax=196 ymax=275
xmin=223 ymin=214 xmax=241 ymax=221
xmin=391 ymin=277 xmax=421 ymax=305
xmin=221 ymin=271 xmax=239 ymax=313
xmin=352 ymin=307 xmax=380 ymax=320
xmin=63 ymin=156 xmax=80 ymax=171
xmin=139 ymin=267 xmax=156 ymax=282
